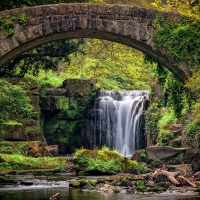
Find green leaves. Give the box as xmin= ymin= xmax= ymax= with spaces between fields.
xmin=0 ymin=14 xmax=28 ymax=36
xmin=0 ymin=79 xmax=33 ymax=132
xmin=153 ymin=14 xmax=200 ymax=69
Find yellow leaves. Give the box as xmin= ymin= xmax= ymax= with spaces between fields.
xmin=185 ymin=68 xmax=200 ymax=94
xmin=67 ymin=38 xmax=152 ymax=90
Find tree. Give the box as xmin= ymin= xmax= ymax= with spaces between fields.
xmin=0 ymin=39 xmax=85 ymax=78
xmin=0 ymin=1 xmax=86 ymax=78
xmin=65 ymin=39 xmax=153 ymax=90
xmin=0 ymin=79 xmax=33 ymax=133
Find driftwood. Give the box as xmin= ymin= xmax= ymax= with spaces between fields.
xmin=50 ymin=193 xmax=60 ymax=200
xmin=176 ymin=176 xmax=197 ymax=188
xmin=153 ymin=169 xmax=181 ymax=185
xmin=140 ymin=166 xmax=197 ymax=188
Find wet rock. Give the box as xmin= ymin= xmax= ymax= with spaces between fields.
xmin=146 ymin=146 xmax=189 ymax=161
xmin=0 ymin=176 xmax=18 ymax=185
xmin=156 ymin=182 xmax=170 ymax=189
xmin=147 ymin=186 xmax=165 ymax=192
xmin=127 ymin=187 xmax=135 ymax=194
xmin=69 ymin=180 xmax=80 ymax=188
xmin=19 ymin=180 xmax=34 ymax=186
xmin=119 ymin=180 xmax=133 ymax=187
xmin=96 ymin=178 xmax=107 ymax=184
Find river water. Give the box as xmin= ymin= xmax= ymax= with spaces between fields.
xmin=0 ymin=174 xmax=200 ymax=200
xmin=1 ymin=187 xmax=200 ymax=200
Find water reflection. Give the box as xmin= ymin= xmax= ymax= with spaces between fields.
xmin=0 ymin=188 xmax=200 ymax=200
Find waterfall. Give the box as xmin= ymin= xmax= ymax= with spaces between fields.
xmin=94 ymin=90 xmax=149 ymax=157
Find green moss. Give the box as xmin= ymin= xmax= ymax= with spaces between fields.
xmin=0 ymin=153 xmax=67 ymax=172
xmin=69 ymin=181 xmax=80 ymax=188
xmin=147 ymin=187 xmax=165 ymax=192
xmin=135 ymin=180 xmax=148 ymax=192
xmin=73 ymin=147 xmax=148 ymax=174
xmin=59 ymin=97 xmax=69 ymax=110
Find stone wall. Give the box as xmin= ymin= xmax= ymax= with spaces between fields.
xmin=40 ymin=78 xmax=97 ymax=154
xmin=3 ymin=78 xmax=46 ymax=143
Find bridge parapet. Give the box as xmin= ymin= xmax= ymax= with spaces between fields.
xmin=0 ymin=3 xmax=186 ymax=82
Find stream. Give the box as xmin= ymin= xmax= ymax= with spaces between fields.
xmin=0 ymin=173 xmax=200 ymax=200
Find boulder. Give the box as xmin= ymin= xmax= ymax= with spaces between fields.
xmin=146 ymin=146 xmax=189 ymax=161
xmin=73 ymin=148 xmax=149 ymax=174
xmin=131 ymin=149 xmax=146 ymax=162
xmin=44 ymin=145 xmax=58 ymax=156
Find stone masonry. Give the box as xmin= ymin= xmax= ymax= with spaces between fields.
xmin=0 ymin=3 xmax=188 ymax=82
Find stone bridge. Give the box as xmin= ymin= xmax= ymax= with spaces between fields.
xmin=0 ymin=3 xmax=187 ymax=82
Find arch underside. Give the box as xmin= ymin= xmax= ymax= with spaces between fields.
xmin=0 ymin=28 xmax=186 ymax=82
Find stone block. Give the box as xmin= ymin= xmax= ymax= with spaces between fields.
xmin=40 ymin=88 xmax=66 ymax=96
xmin=65 ymin=83 xmax=91 ymax=96
xmin=3 ymin=125 xmax=27 ymax=141
xmin=40 ymin=96 xmax=70 ymax=111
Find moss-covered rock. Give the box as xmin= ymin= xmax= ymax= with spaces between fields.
xmin=147 ymin=186 xmax=165 ymax=192
xmin=69 ymin=181 xmax=80 ymax=188
xmin=73 ymin=147 xmax=149 ymax=174
xmin=0 ymin=175 xmax=17 ymax=185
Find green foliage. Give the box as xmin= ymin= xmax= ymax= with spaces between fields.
xmin=183 ymin=102 xmax=200 ymax=153
xmin=0 ymin=139 xmax=67 ymax=172
xmin=157 ymin=108 xmax=177 ymax=146
xmin=157 ymin=109 xmax=177 ymax=130
xmin=139 ymin=152 xmax=146 ymax=159
xmin=2 ymin=39 xmax=85 ymax=78
xmin=0 ymin=139 xmax=28 ymax=155
xmin=0 ymin=153 xmax=67 ymax=171
xmin=0 ymin=79 xmax=33 ymax=133
xmin=153 ymin=15 xmax=200 ymax=70
xmin=67 ymin=39 xmax=152 ymax=90
xmin=145 ymin=103 xmax=162 ymax=144
xmin=25 ymin=71 xmax=66 ymax=87
xmin=3 ymin=120 xmax=22 ymax=126
xmin=0 ymin=14 xmax=28 ymax=36
xmin=136 ymin=180 xmax=147 ymax=191
xmin=145 ymin=54 xmax=190 ymax=119
xmin=73 ymin=147 xmax=123 ymax=172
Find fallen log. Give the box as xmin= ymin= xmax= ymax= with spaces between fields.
xmin=155 ymin=170 xmax=181 ymax=185
xmin=50 ymin=192 xmax=60 ymax=200
xmin=176 ymin=176 xmax=197 ymax=188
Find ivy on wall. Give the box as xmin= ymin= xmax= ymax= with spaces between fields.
xmin=0 ymin=14 xmax=28 ymax=36
xmin=152 ymin=14 xmax=200 ymax=70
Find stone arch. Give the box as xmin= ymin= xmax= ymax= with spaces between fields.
xmin=0 ymin=3 xmax=187 ymax=82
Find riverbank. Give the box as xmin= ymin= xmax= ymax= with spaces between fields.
xmin=0 ymin=173 xmax=200 ymax=200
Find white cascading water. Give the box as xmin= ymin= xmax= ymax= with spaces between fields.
xmin=94 ymin=90 xmax=149 ymax=157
